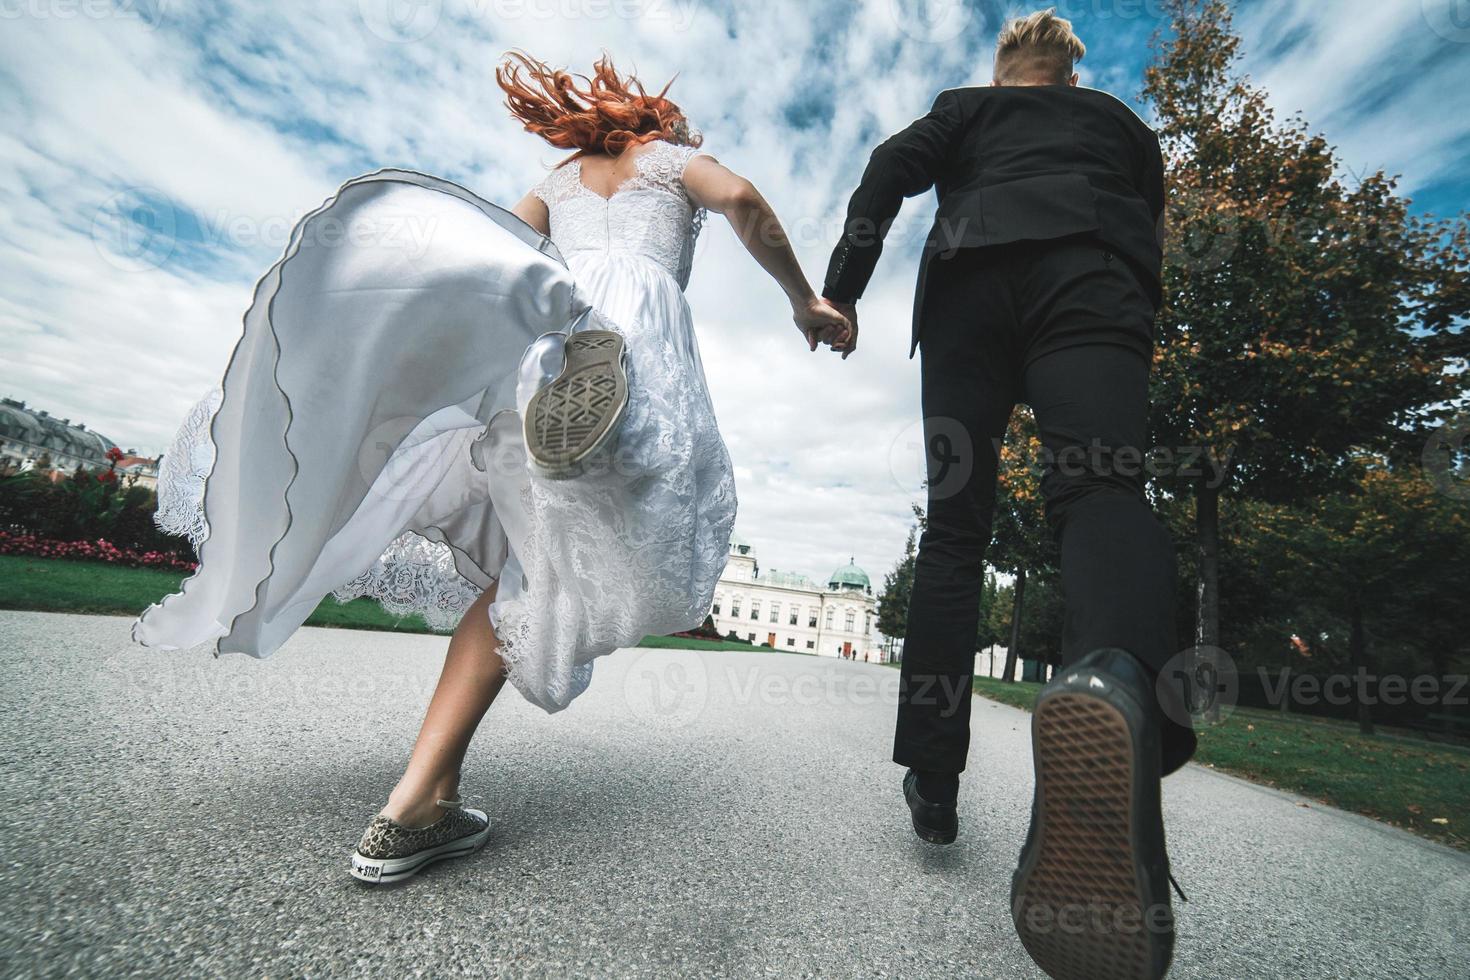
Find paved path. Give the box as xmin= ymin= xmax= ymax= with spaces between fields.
xmin=1 ymin=611 xmax=1465 ymax=978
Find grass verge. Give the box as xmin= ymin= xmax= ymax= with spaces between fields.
xmin=968 ymin=674 xmax=1468 ymax=851
xmin=0 ymin=555 xmax=792 ymax=651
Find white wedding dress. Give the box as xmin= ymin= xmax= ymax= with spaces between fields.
xmin=133 ymin=141 xmax=738 ymax=712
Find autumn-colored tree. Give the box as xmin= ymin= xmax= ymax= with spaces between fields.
xmin=1143 ymin=0 xmax=1467 ymax=681
xmin=989 ymin=407 xmax=1060 ymax=681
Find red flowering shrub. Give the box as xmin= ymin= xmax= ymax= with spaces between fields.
xmin=0 ymin=532 xmax=197 ymax=572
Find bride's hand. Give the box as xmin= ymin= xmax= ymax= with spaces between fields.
xmin=793 ymin=295 xmax=852 ymax=353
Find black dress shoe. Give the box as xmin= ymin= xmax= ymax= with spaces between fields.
xmin=1010 ymin=648 xmax=1180 ymax=980
xmin=903 ymin=768 xmax=958 ymax=845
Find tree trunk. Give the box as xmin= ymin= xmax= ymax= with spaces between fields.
xmin=1195 ymin=480 xmax=1222 ymax=722
xmin=1003 ymin=569 xmax=1025 ymax=683
xmin=1350 ymin=603 xmax=1374 ymax=736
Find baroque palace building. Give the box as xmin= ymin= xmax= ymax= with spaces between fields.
xmin=0 ymin=397 xmax=160 ymax=488
xmin=709 ymin=532 xmax=884 ymax=662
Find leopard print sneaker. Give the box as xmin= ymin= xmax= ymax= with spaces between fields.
xmin=350 ymin=798 xmax=491 ymax=884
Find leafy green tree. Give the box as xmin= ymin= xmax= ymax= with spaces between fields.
xmin=1143 ymin=0 xmax=1467 ymax=685
xmin=877 ymin=509 xmax=921 ymax=656
xmin=1249 ymin=459 xmax=1470 ymax=733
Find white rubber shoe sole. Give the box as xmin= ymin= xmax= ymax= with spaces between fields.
xmin=349 ymin=808 xmax=491 ymax=884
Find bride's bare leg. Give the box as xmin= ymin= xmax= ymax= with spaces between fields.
xmin=381 ymin=583 xmax=507 ymax=827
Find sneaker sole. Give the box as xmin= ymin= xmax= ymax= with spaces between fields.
xmin=349 ymin=809 xmax=491 ymax=884
xmin=1012 ymin=688 xmax=1173 ymax=980
xmin=524 ymin=329 xmax=628 ymax=479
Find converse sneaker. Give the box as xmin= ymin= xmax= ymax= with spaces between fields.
xmin=350 ymin=798 xmax=491 ymax=884
xmin=524 ymin=327 xmax=629 ymax=479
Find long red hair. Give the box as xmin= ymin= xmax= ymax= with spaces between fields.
xmin=496 ymin=52 xmax=699 ymax=160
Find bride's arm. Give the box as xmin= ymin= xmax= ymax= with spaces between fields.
xmin=682 ymin=155 xmax=851 ymax=353
xmin=511 ymin=192 xmax=550 ymax=236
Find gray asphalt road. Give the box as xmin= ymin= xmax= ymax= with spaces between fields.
xmin=2 ymin=610 xmax=1466 ymax=978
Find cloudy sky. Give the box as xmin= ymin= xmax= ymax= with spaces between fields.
xmin=2 ymin=0 xmax=1467 ymax=587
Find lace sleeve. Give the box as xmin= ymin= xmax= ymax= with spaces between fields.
xmin=530 ymin=168 xmax=557 ymax=207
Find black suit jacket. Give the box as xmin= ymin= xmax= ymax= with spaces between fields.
xmin=823 ymin=84 xmax=1166 ymax=357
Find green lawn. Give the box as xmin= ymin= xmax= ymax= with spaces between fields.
xmin=0 ymin=554 xmax=788 ymax=651
xmin=0 ymin=554 xmax=438 ymax=633
xmin=967 ymin=674 xmax=1468 ymax=850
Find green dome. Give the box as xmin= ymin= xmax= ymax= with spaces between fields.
xmin=828 ymin=559 xmax=870 ymax=591
xmin=728 ymin=531 xmax=754 ymax=556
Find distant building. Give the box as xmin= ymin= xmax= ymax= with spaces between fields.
xmin=709 ymin=531 xmax=884 ymax=662
xmin=0 ymin=397 xmax=160 ymax=488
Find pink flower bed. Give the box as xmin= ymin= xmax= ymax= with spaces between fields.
xmin=0 ymin=532 xmax=197 ymax=572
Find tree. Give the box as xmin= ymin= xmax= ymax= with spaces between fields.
xmin=989 ymin=407 xmax=1060 ymax=681
xmin=1250 ymin=458 xmax=1470 ymax=734
xmin=1143 ymin=0 xmax=1467 ymax=694
xmin=876 ymin=508 xmax=921 ymax=655
xmin=976 ymin=571 xmax=1003 ymax=654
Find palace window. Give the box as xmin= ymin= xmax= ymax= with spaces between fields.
xmin=769 ymin=603 xmax=780 ymax=623
xmin=808 ymin=610 xmax=818 ymax=627
xmin=750 ymin=600 xmax=761 ymax=620
xmin=825 ymin=609 xmax=834 ymax=629
xmin=712 ymin=597 xmax=722 ymax=616
xmin=731 ymin=598 xmax=742 ymax=616
xmin=805 ymin=640 xmax=815 ymax=649
xmin=786 ymin=637 xmax=795 ymax=646
xmin=844 ymin=610 xmax=856 ymax=632
xmin=789 ymin=611 xmax=798 ymax=626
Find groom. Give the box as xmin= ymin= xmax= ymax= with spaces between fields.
xmin=824 ymin=9 xmax=1194 ymax=980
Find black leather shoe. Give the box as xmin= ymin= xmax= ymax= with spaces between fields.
xmin=1010 ymin=648 xmax=1180 ymax=980
xmin=903 ymin=768 xmax=958 ymax=845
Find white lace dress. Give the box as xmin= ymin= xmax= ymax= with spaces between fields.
xmin=133 ymin=142 xmax=737 ymax=712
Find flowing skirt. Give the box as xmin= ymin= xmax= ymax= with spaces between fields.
xmin=134 ymin=170 xmax=737 ymax=712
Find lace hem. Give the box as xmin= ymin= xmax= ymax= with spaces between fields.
xmin=330 ymin=531 xmax=486 ymax=632
xmin=153 ymin=387 xmax=223 ymax=553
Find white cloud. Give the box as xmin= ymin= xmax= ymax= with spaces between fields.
xmin=1 ymin=0 xmax=1463 ymax=591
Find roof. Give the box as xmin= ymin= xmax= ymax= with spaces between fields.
xmin=828 ymin=558 xmax=870 ymax=590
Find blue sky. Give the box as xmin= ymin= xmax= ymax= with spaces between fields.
xmin=2 ymin=0 xmax=1467 ymax=584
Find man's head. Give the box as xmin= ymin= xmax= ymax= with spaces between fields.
xmin=992 ymin=8 xmax=1085 ymax=87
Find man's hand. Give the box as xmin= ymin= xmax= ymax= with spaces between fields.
xmin=793 ymin=295 xmax=852 ymax=352
xmin=825 ymin=299 xmax=859 ymax=359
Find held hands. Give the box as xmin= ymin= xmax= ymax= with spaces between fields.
xmin=825 ymin=298 xmax=858 ymax=360
xmin=793 ymin=294 xmax=857 ymax=358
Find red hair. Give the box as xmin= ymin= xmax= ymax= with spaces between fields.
xmin=496 ymin=52 xmax=700 ymax=160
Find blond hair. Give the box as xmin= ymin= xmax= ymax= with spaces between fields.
xmin=994 ymin=8 xmax=1086 ymax=85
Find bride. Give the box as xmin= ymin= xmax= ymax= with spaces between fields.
xmin=132 ymin=52 xmax=852 ymax=882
